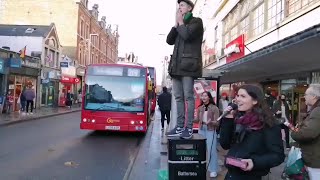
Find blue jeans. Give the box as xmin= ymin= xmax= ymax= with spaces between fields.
xmin=172 ymin=76 xmax=194 ymax=129
xmin=199 ymin=125 xmax=219 ymax=173
xmin=20 ymin=101 xmax=26 ymax=112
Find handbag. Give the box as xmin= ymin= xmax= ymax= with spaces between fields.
xmin=282 ymin=147 xmax=309 ymax=180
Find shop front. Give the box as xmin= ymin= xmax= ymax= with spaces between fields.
xmin=59 ymin=76 xmax=80 ymax=106
xmin=0 ymin=58 xmax=6 ymax=112
xmin=7 ymin=57 xmax=40 ymax=112
xmin=40 ymin=68 xmax=61 ymax=107
xmin=215 ymin=25 xmax=320 ymax=124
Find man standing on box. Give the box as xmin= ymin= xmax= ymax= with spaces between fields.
xmin=166 ymin=0 xmax=204 ymax=139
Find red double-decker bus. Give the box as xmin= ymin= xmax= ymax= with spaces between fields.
xmin=80 ymin=63 xmax=152 ymax=133
xmin=147 ymin=67 xmax=156 ymax=114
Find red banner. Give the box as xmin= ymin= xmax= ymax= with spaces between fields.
xmin=225 ymin=34 xmax=245 ymax=63
xmin=60 ymin=76 xmax=80 ymax=84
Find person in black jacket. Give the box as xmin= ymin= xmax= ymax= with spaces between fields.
xmin=157 ymin=87 xmax=172 ymax=131
xmin=166 ymin=0 xmax=204 ymax=139
xmin=273 ymin=94 xmax=291 ymax=148
xmin=220 ymin=84 xmax=285 ymax=180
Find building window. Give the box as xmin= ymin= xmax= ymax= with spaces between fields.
xmin=268 ymin=0 xmax=284 ymax=29
xmin=240 ymin=16 xmax=250 ymax=40
xmin=241 ymin=0 xmax=251 ymax=17
xmin=230 ymin=26 xmax=238 ymax=41
xmin=47 ymin=49 xmax=55 ymax=67
xmin=79 ymin=49 xmax=82 ymax=66
xmin=287 ymin=0 xmax=319 ymax=16
xmin=253 ymin=3 xmax=265 ymax=36
xmin=56 ymin=52 xmax=59 ymax=68
xmin=80 ymin=20 xmax=83 ymax=37
xmin=86 ymin=24 xmax=89 ymax=39
xmin=224 ymin=32 xmax=230 ymax=47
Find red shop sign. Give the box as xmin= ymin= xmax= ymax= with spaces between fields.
xmin=61 ymin=76 xmax=80 ymax=84
xmin=225 ymin=34 xmax=245 ymax=64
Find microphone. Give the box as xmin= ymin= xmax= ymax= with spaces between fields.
xmin=217 ymin=103 xmax=238 ymax=121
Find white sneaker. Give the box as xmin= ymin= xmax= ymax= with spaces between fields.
xmin=210 ymin=172 xmax=217 ymax=178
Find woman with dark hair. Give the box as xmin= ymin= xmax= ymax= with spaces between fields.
xmin=273 ymin=94 xmax=291 ymax=148
xmin=220 ymin=84 xmax=285 ymax=180
xmin=194 ymin=91 xmax=220 ymax=178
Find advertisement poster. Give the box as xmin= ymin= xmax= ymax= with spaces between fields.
xmin=193 ymin=79 xmax=218 ymax=129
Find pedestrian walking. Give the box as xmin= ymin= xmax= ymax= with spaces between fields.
xmin=166 ymin=0 xmax=204 ymax=139
xmin=66 ymin=90 xmax=73 ymax=108
xmin=157 ymin=87 xmax=172 ymax=131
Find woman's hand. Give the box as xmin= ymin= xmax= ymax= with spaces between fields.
xmin=240 ymin=159 xmax=254 ymax=171
xmin=224 ymin=106 xmax=235 ymax=118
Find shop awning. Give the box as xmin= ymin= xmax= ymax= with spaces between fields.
xmin=216 ymin=24 xmax=320 ymax=84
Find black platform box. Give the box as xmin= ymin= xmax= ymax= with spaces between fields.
xmin=167 ymin=133 xmax=207 ymax=180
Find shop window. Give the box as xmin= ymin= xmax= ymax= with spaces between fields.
xmin=15 ymin=76 xmax=23 ymax=84
xmin=240 ymin=16 xmax=250 ymax=40
xmin=268 ymin=0 xmax=284 ymax=29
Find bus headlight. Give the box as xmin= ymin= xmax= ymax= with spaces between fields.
xmin=83 ymin=118 xmax=87 ymax=122
xmin=130 ymin=121 xmax=135 ymax=125
xmin=139 ymin=121 xmax=143 ymax=124
xmin=92 ymin=119 xmax=95 ymax=123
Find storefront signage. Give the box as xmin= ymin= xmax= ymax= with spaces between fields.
xmin=224 ymin=44 xmax=240 ymax=56
xmin=9 ymin=58 xmax=22 ymax=68
xmin=0 ymin=59 xmax=4 ymax=74
xmin=60 ymin=62 xmax=68 ymax=68
xmin=61 ymin=66 xmax=76 ymax=77
xmin=41 ymin=79 xmax=50 ymax=84
xmin=225 ymin=34 xmax=245 ymax=64
xmin=61 ymin=76 xmax=81 ymax=84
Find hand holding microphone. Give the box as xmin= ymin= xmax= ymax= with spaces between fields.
xmin=217 ymin=103 xmax=238 ymax=121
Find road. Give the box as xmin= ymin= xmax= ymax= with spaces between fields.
xmin=0 ymin=112 xmax=144 ymax=180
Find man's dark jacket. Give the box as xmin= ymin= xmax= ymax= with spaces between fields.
xmin=157 ymin=92 xmax=172 ymax=111
xmin=166 ymin=17 xmax=204 ymax=78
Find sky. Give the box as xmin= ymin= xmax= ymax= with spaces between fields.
xmin=88 ymin=0 xmax=176 ymax=85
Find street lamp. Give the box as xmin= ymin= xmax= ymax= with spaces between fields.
xmin=88 ymin=34 xmax=99 ymax=64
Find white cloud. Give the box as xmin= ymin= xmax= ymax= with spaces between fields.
xmin=89 ymin=0 xmax=176 ymax=85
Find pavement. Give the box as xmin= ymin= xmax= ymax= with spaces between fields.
xmin=128 ymin=108 xmax=288 ymax=180
xmin=0 ymin=106 xmax=81 ymax=127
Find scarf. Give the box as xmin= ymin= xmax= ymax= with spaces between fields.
xmin=235 ymin=112 xmax=264 ymax=130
